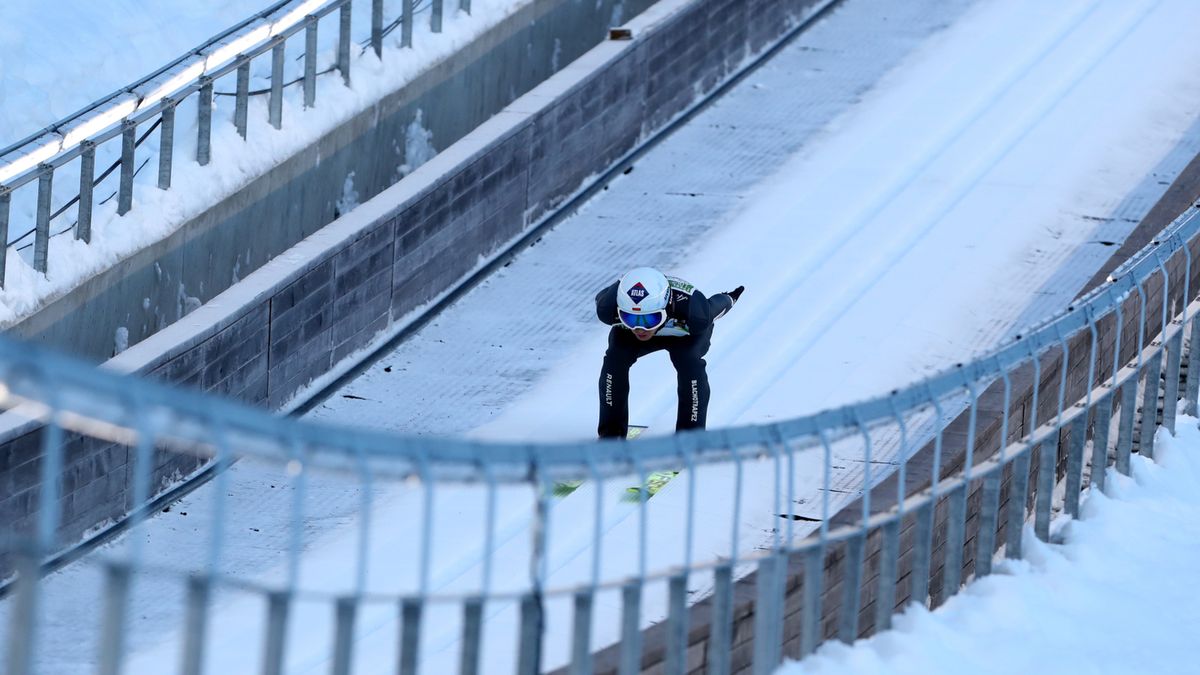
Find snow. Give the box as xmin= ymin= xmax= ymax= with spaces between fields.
xmin=0 ymin=0 xmax=260 ymax=146
xmin=6 ymin=0 xmax=1200 ymax=673
xmin=0 ymin=0 xmax=531 ymax=326
xmin=777 ymin=416 xmax=1200 ymax=675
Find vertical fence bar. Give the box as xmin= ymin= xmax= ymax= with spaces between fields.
xmin=77 ymin=141 xmax=96 ymax=242
xmin=1187 ymin=317 xmax=1200 ymax=413
xmin=0 ymin=186 xmax=9 ymax=287
xmin=909 ymin=500 xmax=934 ymax=608
xmin=331 ymin=597 xmax=356 ymax=675
xmin=338 ymin=2 xmax=353 ymax=86
xmin=372 ymin=0 xmax=384 ymax=56
xmin=269 ymin=40 xmax=285 ymax=129
xmin=838 ymin=533 xmax=865 ymax=644
xmin=798 ymin=544 xmax=823 ymax=657
xmin=6 ymin=552 xmax=39 ymax=675
xmin=667 ymin=573 xmax=689 ymax=675
xmin=181 ymin=575 xmax=211 ymax=675
xmin=707 ymin=563 xmax=733 ymax=675
xmin=97 ymin=563 xmax=132 ymax=675
xmin=197 ymin=76 xmax=213 ymax=165
xmin=402 ymin=0 xmax=414 ymax=48
xmin=34 ymin=164 xmax=52 ymax=273
xmin=235 ymin=60 xmax=250 ymax=139
xmin=1090 ymin=391 xmax=1114 ymax=492
xmin=941 ymin=484 xmax=967 ymax=600
xmin=461 ymin=0 xmax=471 ymax=15
xmin=158 ymin=99 xmax=176 ymax=189
xmin=618 ymin=580 xmax=642 ymax=675
xmin=1115 ymin=380 xmax=1137 ymax=475
xmin=1163 ymin=330 xmax=1184 ymax=434
xmin=516 ymin=593 xmax=543 ymax=675
xmin=118 ymin=120 xmax=136 ymax=215
xmin=752 ymin=557 xmax=781 ymax=675
xmin=304 ymin=16 xmax=318 ymax=108
xmin=1005 ymin=449 xmax=1031 ymax=559
xmin=1139 ymin=351 xmax=1164 ymax=459
xmin=875 ymin=518 xmax=900 ymax=632
xmin=432 ymin=0 xmax=444 ymax=32
xmin=460 ymin=598 xmax=483 ymax=675
xmin=398 ymin=598 xmax=422 ymax=675
xmin=261 ymin=591 xmax=289 ymax=675
xmin=570 ymin=590 xmax=594 ymax=675
xmin=1062 ymin=413 xmax=1086 ymax=518
xmin=1034 ymin=439 xmax=1055 ymax=542
xmin=975 ymin=472 xmax=1001 ymax=577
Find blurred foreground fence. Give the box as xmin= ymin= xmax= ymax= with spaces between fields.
xmin=2 ymin=201 xmax=1199 ymax=670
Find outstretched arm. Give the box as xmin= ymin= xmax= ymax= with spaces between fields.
xmin=710 ymin=285 xmax=744 ymax=320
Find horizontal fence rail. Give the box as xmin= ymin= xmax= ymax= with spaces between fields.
xmin=0 ymin=0 xmax=462 ymax=289
xmin=0 ymin=188 xmax=1198 ymax=673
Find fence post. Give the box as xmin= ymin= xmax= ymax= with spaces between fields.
xmin=97 ymin=563 xmax=133 ymax=675
xmin=570 ymin=590 xmax=594 ymax=675
xmin=707 ymin=563 xmax=734 ymax=675
xmin=402 ymin=0 xmax=414 ymax=48
xmin=1138 ymin=351 xmax=1163 ymax=459
xmin=0 ymin=185 xmax=9 ymax=287
xmin=338 ymin=2 xmax=353 ymax=86
xmin=331 ymin=597 xmax=357 ymax=675
xmin=460 ymin=598 xmax=484 ymax=675
xmin=1162 ymin=329 xmax=1183 ymax=434
xmin=398 ymin=598 xmax=421 ymax=675
xmin=432 ymin=0 xmax=444 ymax=32
xmin=197 ymin=76 xmax=214 ymax=165
xmin=34 ymin=163 xmax=53 ymax=273
xmin=118 ymin=119 xmax=136 ymax=215
xmin=1006 ymin=449 xmax=1032 ymax=558
xmin=77 ymin=141 xmax=96 ymax=242
xmin=304 ymin=16 xmax=318 ymax=109
xmin=235 ymin=59 xmax=250 ymax=139
xmin=269 ymin=39 xmax=286 ymax=130
xmin=372 ymin=0 xmax=384 ymax=56
xmin=158 ymin=99 xmax=175 ymax=189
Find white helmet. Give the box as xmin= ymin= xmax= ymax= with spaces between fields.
xmin=616 ymin=267 xmax=670 ymax=330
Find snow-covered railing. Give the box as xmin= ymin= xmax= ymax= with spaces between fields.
xmin=0 ymin=0 xmax=462 ymax=288
xmin=1 ymin=205 xmax=1198 ymax=669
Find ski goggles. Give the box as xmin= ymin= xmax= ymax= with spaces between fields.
xmin=619 ymin=309 xmax=667 ymax=331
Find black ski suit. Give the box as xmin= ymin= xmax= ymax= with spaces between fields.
xmin=595 ymin=277 xmax=734 ymax=438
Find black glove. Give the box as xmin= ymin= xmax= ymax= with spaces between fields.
xmin=724 ymin=286 xmax=744 ymax=304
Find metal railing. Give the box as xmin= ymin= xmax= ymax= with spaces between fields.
xmin=0 ymin=0 xmax=460 ymax=289
xmin=0 ymin=193 xmax=1197 ymax=673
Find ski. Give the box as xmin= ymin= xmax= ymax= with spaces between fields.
xmin=553 ymin=425 xmax=651 ymax=498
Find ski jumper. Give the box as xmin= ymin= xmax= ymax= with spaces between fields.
xmin=595 ymin=276 xmax=734 ymax=438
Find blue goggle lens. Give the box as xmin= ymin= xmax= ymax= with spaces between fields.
xmin=619 ymin=310 xmax=666 ymax=330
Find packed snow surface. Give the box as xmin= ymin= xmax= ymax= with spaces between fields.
xmin=0 ymin=0 xmax=256 ymax=146
xmin=778 ymin=417 xmax=1200 ymax=675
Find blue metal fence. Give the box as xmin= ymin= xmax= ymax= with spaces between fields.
xmin=0 ymin=189 xmax=1196 ymax=672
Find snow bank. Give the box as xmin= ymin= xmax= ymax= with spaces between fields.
xmin=779 ymin=416 xmax=1200 ymax=675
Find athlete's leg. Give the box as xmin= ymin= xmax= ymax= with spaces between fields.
xmin=598 ymin=328 xmax=644 ymax=438
xmin=669 ymin=328 xmax=713 ymax=431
